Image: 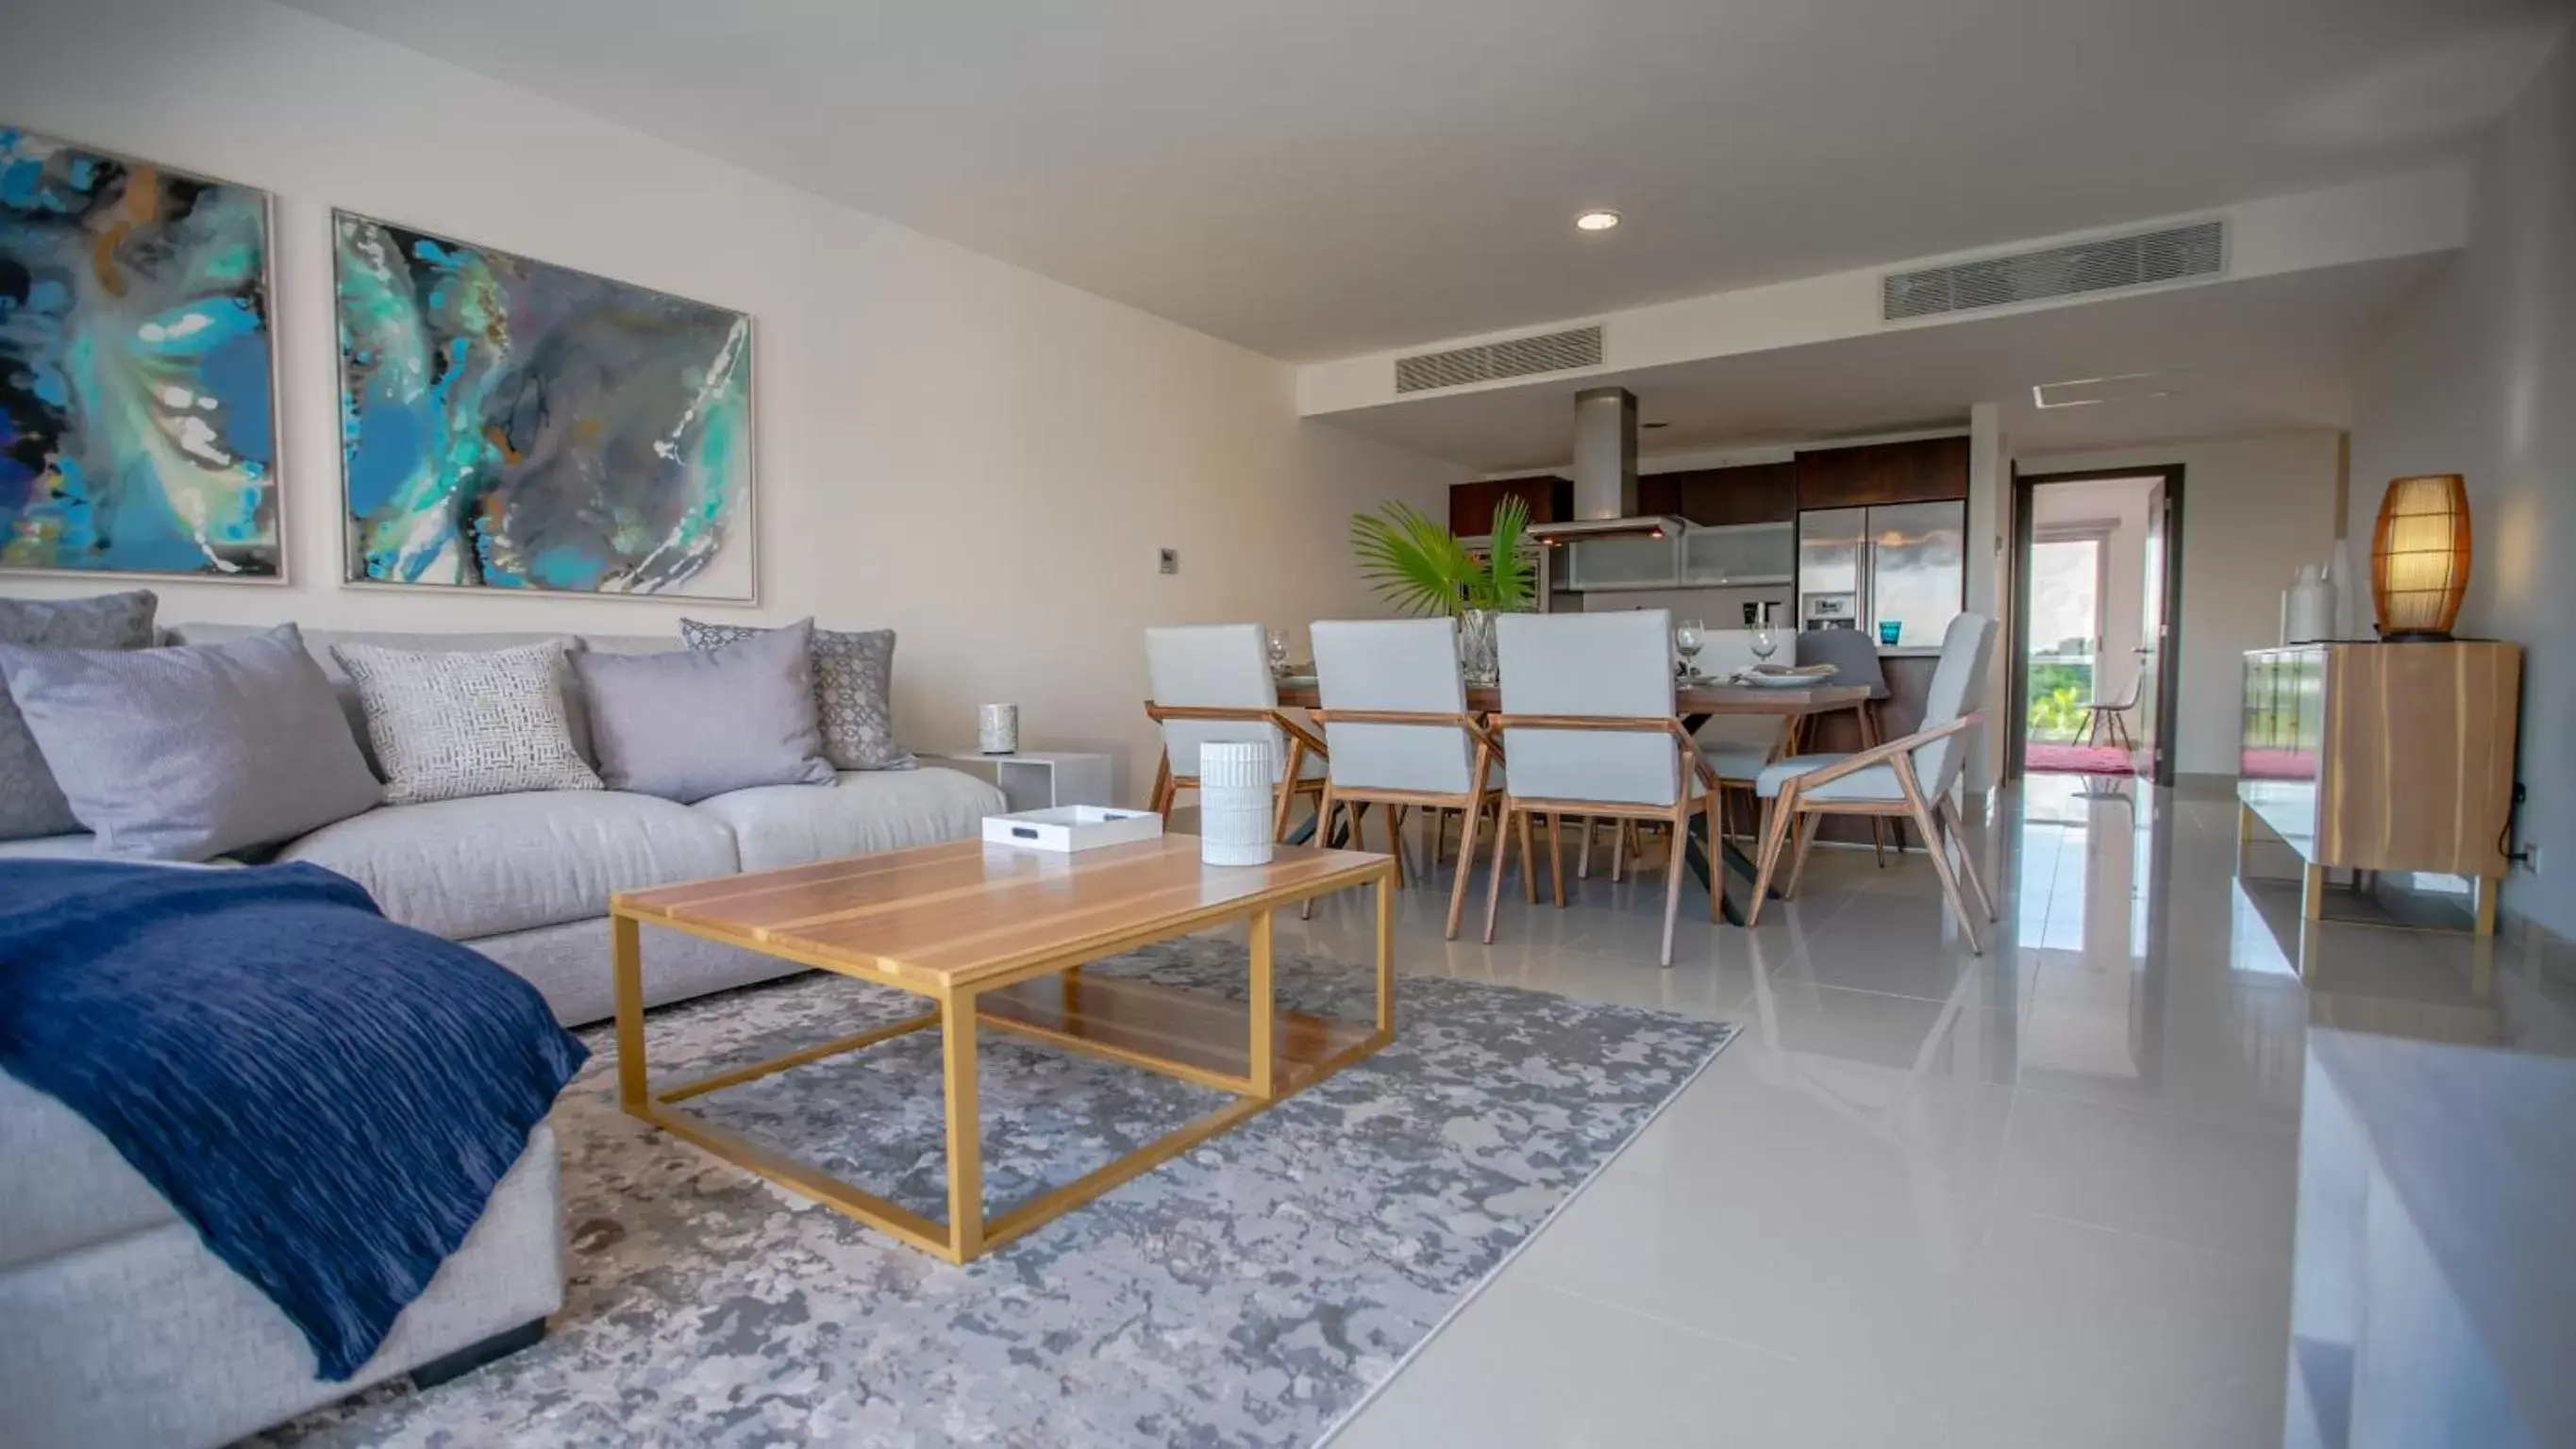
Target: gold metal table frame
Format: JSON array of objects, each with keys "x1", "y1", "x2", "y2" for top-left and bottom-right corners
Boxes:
[{"x1": 609, "y1": 838, "x2": 1397, "y2": 1264}]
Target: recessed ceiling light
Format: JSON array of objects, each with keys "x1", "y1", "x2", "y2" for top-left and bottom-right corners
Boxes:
[{"x1": 1574, "y1": 209, "x2": 1622, "y2": 232}]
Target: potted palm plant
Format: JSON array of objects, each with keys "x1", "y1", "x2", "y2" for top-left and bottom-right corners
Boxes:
[{"x1": 1349, "y1": 496, "x2": 1532, "y2": 685}]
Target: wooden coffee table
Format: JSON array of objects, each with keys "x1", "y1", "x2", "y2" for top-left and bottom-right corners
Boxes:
[{"x1": 609, "y1": 834, "x2": 1396, "y2": 1263}]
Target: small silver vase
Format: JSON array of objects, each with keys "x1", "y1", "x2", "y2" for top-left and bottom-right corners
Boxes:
[{"x1": 1457, "y1": 608, "x2": 1498, "y2": 687}]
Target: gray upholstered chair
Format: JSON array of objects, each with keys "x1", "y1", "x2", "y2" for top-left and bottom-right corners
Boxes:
[
  {"x1": 1791, "y1": 625, "x2": 1904, "y2": 860},
  {"x1": 1488, "y1": 610, "x2": 1722, "y2": 966},
  {"x1": 1309, "y1": 618, "x2": 1502, "y2": 938},
  {"x1": 1747, "y1": 613, "x2": 1999, "y2": 951},
  {"x1": 1143, "y1": 625, "x2": 1328, "y2": 839}
]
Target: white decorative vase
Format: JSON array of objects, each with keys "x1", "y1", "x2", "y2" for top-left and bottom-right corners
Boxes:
[
  {"x1": 2282, "y1": 566, "x2": 2335, "y2": 645},
  {"x1": 1196, "y1": 741, "x2": 1276, "y2": 866},
  {"x1": 977, "y1": 704, "x2": 1018, "y2": 755}
]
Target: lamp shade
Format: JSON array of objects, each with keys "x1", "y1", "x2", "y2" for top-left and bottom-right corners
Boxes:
[{"x1": 2369, "y1": 474, "x2": 2470, "y2": 640}]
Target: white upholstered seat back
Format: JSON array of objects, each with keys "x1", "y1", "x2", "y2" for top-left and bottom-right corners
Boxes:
[
  {"x1": 1912, "y1": 613, "x2": 1996, "y2": 796},
  {"x1": 1496, "y1": 611, "x2": 1682, "y2": 806},
  {"x1": 1311, "y1": 619, "x2": 1475, "y2": 795},
  {"x1": 1145, "y1": 624, "x2": 1285, "y2": 781}
]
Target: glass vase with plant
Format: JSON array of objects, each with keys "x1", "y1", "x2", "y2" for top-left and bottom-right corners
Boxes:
[{"x1": 1349, "y1": 496, "x2": 1532, "y2": 685}]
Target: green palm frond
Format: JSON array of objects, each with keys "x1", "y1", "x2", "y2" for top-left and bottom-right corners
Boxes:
[{"x1": 1349, "y1": 496, "x2": 1535, "y2": 617}]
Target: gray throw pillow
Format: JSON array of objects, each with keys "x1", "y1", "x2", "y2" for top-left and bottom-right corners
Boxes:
[
  {"x1": 331, "y1": 641, "x2": 604, "y2": 805},
  {"x1": 0, "y1": 623, "x2": 382, "y2": 860},
  {"x1": 574, "y1": 620, "x2": 833, "y2": 803},
  {"x1": 679, "y1": 618, "x2": 915, "y2": 771},
  {"x1": 0, "y1": 589, "x2": 159, "y2": 840}
]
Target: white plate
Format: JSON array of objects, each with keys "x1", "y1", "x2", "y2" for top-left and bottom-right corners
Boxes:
[{"x1": 1736, "y1": 668, "x2": 1837, "y2": 689}]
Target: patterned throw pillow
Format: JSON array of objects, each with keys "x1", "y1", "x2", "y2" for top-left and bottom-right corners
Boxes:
[
  {"x1": 0, "y1": 589, "x2": 159, "y2": 841},
  {"x1": 330, "y1": 641, "x2": 603, "y2": 806},
  {"x1": 678, "y1": 620, "x2": 915, "y2": 771}
]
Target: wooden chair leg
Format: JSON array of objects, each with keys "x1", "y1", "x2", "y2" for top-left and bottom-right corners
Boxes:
[
  {"x1": 1388, "y1": 805, "x2": 1410, "y2": 888},
  {"x1": 1870, "y1": 817, "x2": 1889, "y2": 867},
  {"x1": 1745, "y1": 789, "x2": 1797, "y2": 928},
  {"x1": 1610, "y1": 819, "x2": 1628, "y2": 883},
  {"x1": 1785, "y1": 811, "x2": 1824, "y2": 899},
  {"x1": 1940, "y1": 795, "x2": 1999, "y2": 922},
  {"x1": 1447, "y1": 794, "x2": 1487, "y2": 941},
  {"x1": 1578, "y1": 816, "x2": 1596, "y2": 879},
  {"x1": 1482, "y1": 804, "x2": 1517, "y2": 943},
  {"x1": 1659, "y1": 808, "x2": 1688, "y2": 966},
  {"x1": 1547, "y1": 813, "x2": 1567, "y2": 908},
  {"x1": 1517, "y1": 809, "x2": 1540, "y2": 905},
  {"x1": 1270, "y1": 743, "x2": 1304, "y2": 843},
  {"x1": 1149, "y1": 754, "x2": 1176, "y2": 817},
  {"x1": 1301, "y1": 783, "x2": 1337, "y2": 920},
  {"x1": 1897, "y1": 763, "x2": 1982, "y2": 954}
]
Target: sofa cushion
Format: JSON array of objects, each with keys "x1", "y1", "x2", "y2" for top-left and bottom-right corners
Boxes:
[
  {"x1": 279, "y1": 791, "x2": 738, "y2": 941},
  {"x1": 331, "y1": 641, "x2": 603, "y2": 805},
  {"x1": 0, "y1": 1070, "x2": 176, "y2": 1272},
  {"x1": 0, "y1": 624, "x2": 383, "y2": 861},
  {"x1": 692, "y1": 766, "x2": 1005, "y2": 871},
  {"x1": 167, "y1": 623, "x2": 679, "y2": 773},
  {"x1": 0, "y1": 589, "x2": 158, "y2": 841},
  {"x1": 575, "y1": 622, "x2": 833, "y2": 803}
]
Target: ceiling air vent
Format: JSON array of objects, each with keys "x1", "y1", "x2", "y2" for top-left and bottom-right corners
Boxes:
[
  {"x1": 1395, "y1": 324, "x2": 1604, "y2": 393},
  {"x1": 1882, "y1": 220, "x2": 2224, "y2": 322}
]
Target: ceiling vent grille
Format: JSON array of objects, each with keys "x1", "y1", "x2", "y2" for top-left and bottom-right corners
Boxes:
[
  {"x1": 1395, "y1": 324, "x2": 1604, "y2": 393},
  {"x1": 1882, "y1": 221, "x2": 2224, "y2": 322}
]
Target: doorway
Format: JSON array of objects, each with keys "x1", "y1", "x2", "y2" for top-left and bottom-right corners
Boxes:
[{"x1": 2009, "y1": 466, "x2": 2184, "y2": 788}]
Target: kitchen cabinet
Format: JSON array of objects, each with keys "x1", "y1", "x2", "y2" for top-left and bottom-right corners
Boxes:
[
  {"x1": 1794, "y1": 437, "x2": 1969, "y2": 509},
  {"x1": 1447, "y1": 475, "x2": 1574, "y2": 538},
  {"x1": 1637, "y1": 462, "x2": 1798, "y2": 526},
  {"x1": 1680, "y1": 521, "x2": 1795, "y2": 585}
]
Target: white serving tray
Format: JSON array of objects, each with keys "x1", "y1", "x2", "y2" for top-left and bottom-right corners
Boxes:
[{"x1": 981, "y1": 805, "x2": 1164, "y2": 853}]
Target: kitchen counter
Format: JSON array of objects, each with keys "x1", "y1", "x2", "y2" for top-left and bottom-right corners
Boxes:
[{"x1": 1874, "y1": 645, "x2": 1944, "y2": 658}]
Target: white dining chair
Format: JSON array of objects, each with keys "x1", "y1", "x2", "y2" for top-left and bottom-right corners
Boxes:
[
  {"x1": 1746, "y1": 612, "x2": 1999, "y2": 951},
  {"x1": 1487, "y1": 610, "x2": 1724, "y2": 967},
  {"x1": 1581, "y1": 627, "x2": 1783, "y2": 883},
  {"x1": 1143, "y1": 624, "x2": 1329, "y2": 838},
  {"x1": 1790, "y1": 625, "x2": 1905, "y2": 862},
  {"x1": 1309, "y1": 619, "x2": 1503, "y2": 938}
]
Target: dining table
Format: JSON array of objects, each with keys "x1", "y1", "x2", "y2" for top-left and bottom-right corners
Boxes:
[{"x1": 1270, "y1": 675, "x2": 1873, "y2": 925}]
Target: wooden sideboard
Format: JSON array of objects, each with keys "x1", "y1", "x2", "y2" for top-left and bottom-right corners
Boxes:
[{"x1": 2237, "y1": 642, "x2": 2520, "y2": 933}]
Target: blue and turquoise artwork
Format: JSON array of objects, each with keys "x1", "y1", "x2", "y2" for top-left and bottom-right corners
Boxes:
[
  {"x1": 334, "y1": 210, "x2": 754, "y2": 598},
  {"x1": 0, "y1": 128, "x2": 280, "y2": 579}
]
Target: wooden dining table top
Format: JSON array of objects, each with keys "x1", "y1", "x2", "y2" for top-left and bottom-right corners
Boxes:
[{"x1": 1271, "y1": 675, "x2": 1870, "y2": 717}]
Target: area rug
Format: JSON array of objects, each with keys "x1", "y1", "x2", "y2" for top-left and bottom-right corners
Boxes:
[
  {"x1": 259, "y1": 938, "x2": 1733, "y2": 1448},
  {"x1": 2026, "y1": 740, "x2": 2143, "y2": 775}
]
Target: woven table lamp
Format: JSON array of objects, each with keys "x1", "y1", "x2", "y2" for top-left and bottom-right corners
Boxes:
[{"x1": 2369, "y1": 474, "x2": 2471, "y2": 641}]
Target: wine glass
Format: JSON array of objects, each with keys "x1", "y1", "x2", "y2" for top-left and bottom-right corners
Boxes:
[
  {"x1": 1265, "y1": 627, "x2": 1291, "y2": 676},
  {"x1": 1750, "y1": 622, "x2": 1779, "y2": 668},
  {"x1": 1674, "y1": 618, "x2": 1704, "y2": 680}
]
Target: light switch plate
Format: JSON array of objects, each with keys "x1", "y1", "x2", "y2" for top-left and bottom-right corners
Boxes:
[{"x1": 1159, "y1": 548, "x2": 1179, "y2": 575}]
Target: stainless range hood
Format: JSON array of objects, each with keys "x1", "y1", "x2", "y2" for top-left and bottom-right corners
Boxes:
[{"x1": 1529, "y1": 386, "x2": 1689, "y2": 543}]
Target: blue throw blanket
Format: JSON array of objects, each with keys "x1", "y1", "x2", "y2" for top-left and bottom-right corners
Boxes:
[{"x1": 0, "y1": 860, "x2": 586, "y2": 1379}]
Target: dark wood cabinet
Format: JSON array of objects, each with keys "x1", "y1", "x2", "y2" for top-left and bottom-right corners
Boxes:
[
  {"x1": 1794, "y1": 436, "x2": 1970, "y2": 509},
  {"x1": 1636, "y1": 461, "x2": 1798, "y2": 526},
  {"x1": 1447, "y1": 475, "x2": 1574, "y2": 537}
]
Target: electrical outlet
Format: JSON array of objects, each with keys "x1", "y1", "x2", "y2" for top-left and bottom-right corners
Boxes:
[
  {"x1": 2521, "y1": 842, "x2": 2543, "y2": 876},
  {"x1": 1158, "y1": 548, "x2": 1179, "y2": 575}
]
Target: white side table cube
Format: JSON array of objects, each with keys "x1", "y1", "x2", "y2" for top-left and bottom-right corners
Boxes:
[{"x1": 917, "y1": 748, "x2": 1114, "y2": 813}]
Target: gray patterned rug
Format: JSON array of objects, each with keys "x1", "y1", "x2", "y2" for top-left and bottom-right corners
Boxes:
[{"x1": 261, "y1": 938, "x2": 1733, "y2": 1447}]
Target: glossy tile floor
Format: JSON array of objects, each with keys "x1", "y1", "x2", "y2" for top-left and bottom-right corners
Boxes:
[{"x1": 1245, "y1": 775, "x2": 2474, "y2": 1449}]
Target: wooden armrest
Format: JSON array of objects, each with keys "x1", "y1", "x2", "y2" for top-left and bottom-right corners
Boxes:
[
  {"x1": 1143, "y1": 701, "x2": 1330, "y2": 759},
  {"x1": 1786, "y1": 712, "x2": 1982, "y2": 791},
  {"x1": 1489, "y1": 715, "x2": 1717, "y2": 790}
]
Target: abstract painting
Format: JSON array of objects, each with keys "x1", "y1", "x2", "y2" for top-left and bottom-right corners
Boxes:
[
  {"x1": 333, "y1": 211, "x2": 753, "y2": 599},
  {"x1": 0, "y1": 128, "x2": 281, "y2": 579}
]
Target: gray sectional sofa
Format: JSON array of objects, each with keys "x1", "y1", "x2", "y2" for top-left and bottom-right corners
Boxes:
[
  {"x1": 1, "y1": 623, "x2": 1007, "y2": 1025},
  {"x1": 0, "y1": 621, "x2": 1002, "y2": 1449}
]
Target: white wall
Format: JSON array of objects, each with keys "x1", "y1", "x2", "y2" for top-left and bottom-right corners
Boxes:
[
  {"x1": 0, "y1": 0, "x2": 1460, "y2": 803},
  {"x1": 2017, "y1": 433, "x2": 2343, "y2": 778},
  {"x1": 2030, "y1": 477, "x2": 2153, "y2": 705},
  {"x1": 2348, "y1": 33, "x2": 2575, "y2": 939}
]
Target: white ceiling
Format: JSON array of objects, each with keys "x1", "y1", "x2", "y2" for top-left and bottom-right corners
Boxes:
[
  {"x1": 1312, "y1": 255, "x2": 2446, "y2": 469},
  {"x1": 283, "y1": 0, "x2": 2567, "y2": 361}
]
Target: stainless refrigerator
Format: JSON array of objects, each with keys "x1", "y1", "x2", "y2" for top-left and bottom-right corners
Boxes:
[{"x1": 1796, "y1": 501, "x2": 1965, "y2": 650}]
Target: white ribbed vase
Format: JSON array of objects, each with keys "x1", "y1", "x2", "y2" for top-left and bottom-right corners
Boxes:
[{"x1": 1196, "y1": 741, "x2": 1276, "y2": 867}]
